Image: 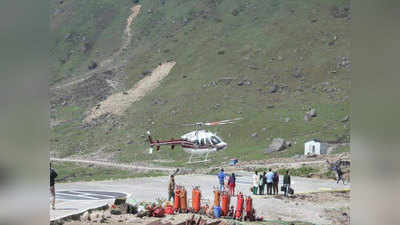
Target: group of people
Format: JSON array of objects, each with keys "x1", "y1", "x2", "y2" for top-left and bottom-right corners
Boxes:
[
  {"x1": 253, "y1": 169, "x2": 291, "y2": 197},
  {"x1": 216, "y1": 168, "x2": 291, "y2": 197},
  {"x1": 218, "y1": 169, "x2": 236, "y2": 196}
]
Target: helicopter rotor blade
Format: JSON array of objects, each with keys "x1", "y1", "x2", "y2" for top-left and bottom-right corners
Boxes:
[
  {"x1": 182, "y1": 118, "x2": 242, "y2": 127},
  {"x1": 204, "y1": 117, "x2": 243, "y2": 126}
]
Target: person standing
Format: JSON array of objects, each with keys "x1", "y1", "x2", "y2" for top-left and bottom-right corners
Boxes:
[
  {"x1": 168, "y1": 175, "x2": 175, "y2": 201},
  {"x1": 266, "y1": 169, "x2": 274, "y2": 195},
  {"x1": 336, "y1": 165, "x2": 345, "y2": 184},
  {"x1": 218, "y1": 168, "x2": 226, "y2": 192},
  {"x1": 263, "y1": 171, "x2": 267, "y2": 194},
  {"x1": 228, "y1": 173, "x2": 236, "y2": 196},
  {"x1": 273, "y1": 170, "x2": 279, "y2": 195},
  {"x1": 252, "y1": 171, "x2": 259, "y2": 195},
  {"x1": 258, "y1": 173, "x2": 264, "y2": 195},
  {"x1": 50, "y1": 163, "x2": 58, "y2": 210},
  {"x1": 283, "y1": 170, "x2": 291, "y2": 197}
]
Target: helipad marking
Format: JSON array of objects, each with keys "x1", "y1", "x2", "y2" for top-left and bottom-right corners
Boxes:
[{"x1": 56, "y1": 190, "x2": 127, "y2": 201}]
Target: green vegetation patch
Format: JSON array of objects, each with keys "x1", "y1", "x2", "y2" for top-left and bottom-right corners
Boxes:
[
  {"x1": 277, "y1": 166, "x2": 320, "y2": 177},
  {"x1": 53, "y1": 161, "x2": 167, "y2": 183}
]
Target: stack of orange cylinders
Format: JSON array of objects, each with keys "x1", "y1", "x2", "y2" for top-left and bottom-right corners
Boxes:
[
  {"x1": 180, "y1": 188, "x2": 187, "y2": 212},
  {"x1": 213, "y1": 190, "x2": 220, "y2": 207},
  {"x1": 221, "y1": 191, "x2": 230, "y2": 216},
  {"x1": 235, "y1": 192, "x2": 244, "y2": 220},
  {"x1": 192, "y1": 188, "x2": 201, "y2": 213},
  {"x1": 174, "y1": 189, "x2": 181, "y2": 212}
]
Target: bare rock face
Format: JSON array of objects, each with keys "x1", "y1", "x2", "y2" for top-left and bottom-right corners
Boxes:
[
  {"x1": 265, "y1": 138, "x2": 291, "y2": 153},
  {"x1": 305, "y1": 108, "x2": 317, "y2": 121}
]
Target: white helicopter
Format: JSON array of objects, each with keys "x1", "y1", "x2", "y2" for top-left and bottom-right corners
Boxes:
[{"x1": 147, "y1": 118, "x2": 242, "y2": 163}]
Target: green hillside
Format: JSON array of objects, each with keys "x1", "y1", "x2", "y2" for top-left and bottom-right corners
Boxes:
[{"x1": 50, "y1": 0, "x2": 350, "y2": 167}]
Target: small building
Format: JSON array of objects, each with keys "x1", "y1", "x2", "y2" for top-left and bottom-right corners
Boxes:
[{"x1": 304, "y1": 139, "x2": 328, "y2": 155}]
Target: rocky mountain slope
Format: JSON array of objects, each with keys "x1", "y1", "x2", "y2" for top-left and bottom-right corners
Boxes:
[{"x1": 50, "y1": 0, "x2": 350, "y2": 166}]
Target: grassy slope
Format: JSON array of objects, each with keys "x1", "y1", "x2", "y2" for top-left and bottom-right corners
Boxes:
[
  {"x1": 50, "y1": 0, "x2": 350, "y2": 167},
  {"x1": 50, "y1": 0, "x2": 131, "y2": 84},
  {"x1": 53, "y1": 162, "x2": 166, "y2": 183}
]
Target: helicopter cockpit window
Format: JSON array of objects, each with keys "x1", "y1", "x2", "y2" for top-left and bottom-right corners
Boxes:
[
  {"x1": 200, "y1": 138, "x2": 205, "y2": 146},
  {"x1": 193, "y1": 140, "x2": 199, "y2": 146},
  {"x1": 211, "y1": 136, "x2": 221, "y2": 145},
  {"x1": 205, "y1": 138, "x2": 211, "y2": 145}
]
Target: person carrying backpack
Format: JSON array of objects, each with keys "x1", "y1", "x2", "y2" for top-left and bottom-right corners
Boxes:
[
  {"x1": 283, "y1": 170, "x2": 291, "y2": 197},
  {"x1": 273, "y1": 170, "x2": 279, "y2": 195},
  {"x1": 336, "y1": 166, "x2": 345, "y2": 184}
]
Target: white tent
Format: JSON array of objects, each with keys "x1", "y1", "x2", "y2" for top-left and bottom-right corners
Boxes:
[{"x1": 304, "y1": 140, "x2": 328, "y2": 155}]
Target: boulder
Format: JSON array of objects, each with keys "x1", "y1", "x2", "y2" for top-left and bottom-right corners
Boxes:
[
  {"x1": 88, "y1": 60, "x2": 97, "y2": 70},
  {"x1": 270, "y1": 138, "x2": 286, "y2": 151},
  {"x1": 309, "y1": 108, "x2": 317, "y2": 117},
  {"x1": 268, "y1": 84, "x2": 278, "y2": 93},
  {"x1": 265, "y1": 138, "x2": 291, "y2": 153}
]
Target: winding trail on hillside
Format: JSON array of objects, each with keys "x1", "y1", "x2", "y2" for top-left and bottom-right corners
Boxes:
[
  {"x1": 51, "y1": 4, "x2": 142, "y2": 90},
  {"x1": 84, "y1": 61, "x2": 176, "y2": 122},
  {"x1": 50, "y1": 157, "x2": 175, "y2": 172}
]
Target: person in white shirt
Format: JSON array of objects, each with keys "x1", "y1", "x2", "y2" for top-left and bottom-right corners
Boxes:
[
  {"x1": 252, "y1": 171, "x2": 259, "y2": 195},
  {"x1": 266, "y1": 169, "x2": 274, "y2": 195}
]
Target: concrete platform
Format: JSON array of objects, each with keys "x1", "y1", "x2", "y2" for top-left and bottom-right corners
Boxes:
[{"x1": 50, "y1": 173, "x2": 350, "y2": 223}]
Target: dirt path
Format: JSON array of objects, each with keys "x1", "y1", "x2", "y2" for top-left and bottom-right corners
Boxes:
[
  {"x1": 52, "y1": 4, "x2": 142, "y2": 90},
  {"x1": 84, "y1": 61, "x2": 176, "y2": 122},
  {"x1": 50, "y1": 158, "x2": 175, "y2": 172}
]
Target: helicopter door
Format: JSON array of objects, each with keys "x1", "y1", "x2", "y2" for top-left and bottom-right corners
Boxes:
[
  {"x1": 205, "y1": 138, "x2": 211, "y2": 146},
  {"x1": 200, "y1": 138, "x2": 205, "y2": 146}
]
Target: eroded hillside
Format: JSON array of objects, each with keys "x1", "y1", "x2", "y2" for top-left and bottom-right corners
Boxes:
[{"x1": 50, "y1": 0, "x2": 350, "y2": 166}]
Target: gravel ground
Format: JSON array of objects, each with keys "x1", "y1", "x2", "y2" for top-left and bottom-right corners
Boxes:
[{"x1": 62, "y1": 191, "x2": 349, "y2": 225}]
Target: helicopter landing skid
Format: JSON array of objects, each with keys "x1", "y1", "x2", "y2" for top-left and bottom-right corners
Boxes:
[{"x1": 187, "y1": 152, "x2": 210, "y2": 164}]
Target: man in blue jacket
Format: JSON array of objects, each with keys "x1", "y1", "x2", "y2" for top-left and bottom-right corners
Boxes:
[{"x1": 218, "y1": 168, "x2": 226, "y2": 192}]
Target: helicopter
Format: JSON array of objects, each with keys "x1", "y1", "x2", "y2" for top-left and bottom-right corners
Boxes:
[{"x1": 146, "y1": 118, "x2": 242, "y2": 163}]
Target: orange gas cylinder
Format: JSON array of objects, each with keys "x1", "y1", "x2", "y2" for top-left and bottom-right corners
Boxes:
[
  {"x1": 245, "y1": 196, "x2": 253, "y2": 214},
  {"x1": 221, "y1": 192, "x2": 230, "y2": 216},
  {"x1": 245, "y1": 196, "x2": 254, "y2": 219},
  {"x1": 174, "y1": 189, "x2": 181, "y2": 212},
  {"x1": 180, "y1": 188, "x2": 187, "y2": 212},
  {"x1": 213, "y1": 190, "x2": 220, "y2": 207},
  {"x1": 192, "y1": 188, "x2": 201, "y2": 213},
  {"x1": 235, "y1": 192, "x2": 244, "y2": 220}
]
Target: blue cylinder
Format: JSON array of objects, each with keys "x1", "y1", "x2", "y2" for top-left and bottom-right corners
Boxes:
[{"x1": 213, "y1": 206, "x2": 221, "y2": 218}]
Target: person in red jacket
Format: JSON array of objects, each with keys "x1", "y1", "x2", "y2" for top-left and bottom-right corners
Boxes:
[{"x1": 228, "y1": 173, "x2": 236, "y2": 196}]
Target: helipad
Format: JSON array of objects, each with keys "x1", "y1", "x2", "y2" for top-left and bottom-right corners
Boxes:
[{"x1": 50, "y1": 174, "x2": 350, "y2": 223}]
